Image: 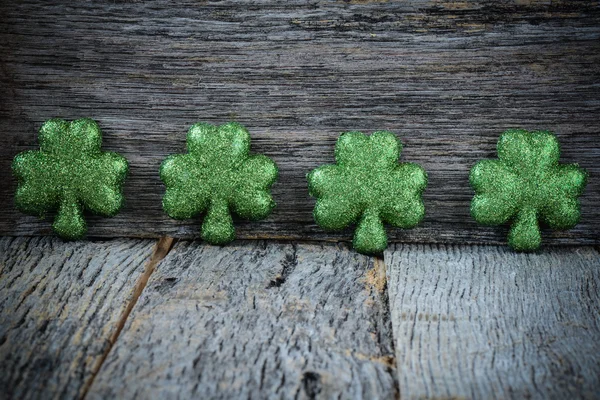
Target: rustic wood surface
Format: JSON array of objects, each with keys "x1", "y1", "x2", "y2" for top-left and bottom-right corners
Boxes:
[
  {"x1": 0, "y1": 236, "x2": 157, "y2": 400},
  {"x1": 87, "y1": 241, "x2": 398, "y2": 400},
  {"x1": 1, "y1": 0, "x2": 599, "y2": 244},
  {"x1": 1, "y1": 237, "x2": 599, "y2": 399},
  {"x1": 385, "y1": 243, "x2": 600, "y2": 400}
]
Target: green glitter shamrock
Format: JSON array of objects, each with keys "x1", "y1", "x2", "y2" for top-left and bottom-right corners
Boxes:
[
  {"x1": 12, "y1": 118, "x2": 128, "y2": 240},
  {"x1": 160, "y1": 122, "x2": 278, "y2": 245},
  {"x1": 307, "y1": 131, "x2": 427, "y2": 254},
  {"x1": 470, "y1": 129, "x2": 588, "y2": 251}
]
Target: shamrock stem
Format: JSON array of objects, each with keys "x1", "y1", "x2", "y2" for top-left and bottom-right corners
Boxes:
[
  {"x1": 353, "y1": 208, "x2": 387, "y2": 254},
  {"x1": 201, "y1": 198, "x2": 235, "y2": 245},
  {"x1": 53, "y1": 194, "x2": 86, "y2": 240},
  {"x1": 508, "y1": 206, "x2": 541, "y2": 251}
]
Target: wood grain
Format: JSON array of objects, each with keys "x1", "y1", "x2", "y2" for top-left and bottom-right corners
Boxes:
[
  {"x1": 86, "y1": 241, "x2": 397, "y2": 399},
  {"x1": 0, "y1": 237, "x2": 156, "y2": 400},
  {"x1": 385, "y1": 243, "x2": 600, "y2": 399},
  {"x1": 1, "y1": 0, "x2": 599, "y2": 245}
]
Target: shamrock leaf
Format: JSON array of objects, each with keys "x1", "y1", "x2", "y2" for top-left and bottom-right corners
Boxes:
[
  {"x1": 307, "y1": 131, "x2": 427, "y2": 254},
  {"x1": 470, "y1": 129, "x2": 587, "y2": 251},
  {"x1": 160, "y1": 122, "x2": 278, "y2": 245},
  {"x1": 12, "y1": 118, "x2": 128, "y2": 240}
]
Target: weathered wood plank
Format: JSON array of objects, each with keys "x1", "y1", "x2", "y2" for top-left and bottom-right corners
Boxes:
[
  {"x1": 87, "y1": 241, "x2": 397, "y2": 399},
  {"x1": 385, "y1": 244, "x2": 600, "y2": 399},
  {"x1": 0, "y1": 237, "x2": 156, "y2": 400},
  {"x1": 0, "y1": 0, "x2": 599, "y2": 244}
]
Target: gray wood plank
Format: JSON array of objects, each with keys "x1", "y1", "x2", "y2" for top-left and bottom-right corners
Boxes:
[
  {"x1": 1, "y1": 0, "x2": 599, "y2": 244},
  {"x1": 0, "y1": 237, "x2": 156, "y2": 400},
  {"x1": 385, "y1": 244, "x2": 600, "y2": 400},
  {"x1": 87, "y1": 241, "x2": 397, "y2": 399}
]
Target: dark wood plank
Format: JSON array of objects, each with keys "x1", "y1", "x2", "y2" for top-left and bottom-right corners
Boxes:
[
  {"x1": 1, "y1": 1, "x2": 599, "y2": 244},
  {"x1": 86, "y1": 241, "x2": 397, "y2": 399},
  {"x1": 0, "y1": 237, "x2": 157, "y2": 400},
  {"x1": 385, "y1": 244, "x2": 600, "y2": 399}
]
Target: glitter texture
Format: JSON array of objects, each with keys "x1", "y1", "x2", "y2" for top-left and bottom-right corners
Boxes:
[
  {"x1": 307, "y1": 131, "x2": 427, "y2": 254},
  {"x1": 160, "y1": 122, "x2": 278, "y2": 245},
  {"x1": 12, "y1": 118, "x2": 128, "y2": 240},
  {"x1": 470, "y1": 129, "x2": 588, "y2": 251}
]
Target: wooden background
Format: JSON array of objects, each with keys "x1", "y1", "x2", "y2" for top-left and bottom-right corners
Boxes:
[
  {"x1": 1, "y1": 3, "x2": 599, "y2": 398},
  {"x1": 1, "y1": 0, "x2": 599, "y2": 245}
]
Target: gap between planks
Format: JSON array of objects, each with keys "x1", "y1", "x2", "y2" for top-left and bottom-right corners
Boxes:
[
  {"x1": 372, "y1": 253, "x2": 400, "y2": 400},
  {"x1": 79, "y1": 236, "x2": 175, "y2": 400}
]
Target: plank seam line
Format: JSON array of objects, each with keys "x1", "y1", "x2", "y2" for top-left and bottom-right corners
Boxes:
[
  {"x1": 79, "y1": 236, "x2": 175, "y2": 400},
  {"x1": 377, "y1": 253, "x2": 401, "y2": 400}
]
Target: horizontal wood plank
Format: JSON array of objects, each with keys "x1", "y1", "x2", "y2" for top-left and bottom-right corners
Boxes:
[
  {"x1": 87, "y1": 241, "x2": 397, "y2": 399},
  {"x1": 0, "y1": 237, "x2": 156, "y2": 400},
  {"x1": 385, "y1": 243, "x2": 600, "y2": 399},
  {"x1": 0, "y1": 1, "x2": 599, "y2": 244}
]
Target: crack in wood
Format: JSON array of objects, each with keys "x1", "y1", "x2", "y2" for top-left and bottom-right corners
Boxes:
[
  {"x1": 379, "y1": 254, "x2": 401, "y2": 400},
  {"x1": 266, "y1": 243, "x2": 298, "y2": 288}
]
